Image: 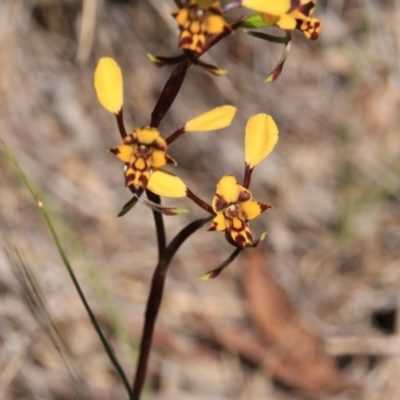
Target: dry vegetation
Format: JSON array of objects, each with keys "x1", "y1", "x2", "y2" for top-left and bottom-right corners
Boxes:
[{"x1": 1, "y1": 0, "x2": 400, "y2": 399}]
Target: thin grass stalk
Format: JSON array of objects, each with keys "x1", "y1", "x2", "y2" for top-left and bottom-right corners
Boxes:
[{"x1": 0, "y1": 138, "x2": 137, "y2": 400}]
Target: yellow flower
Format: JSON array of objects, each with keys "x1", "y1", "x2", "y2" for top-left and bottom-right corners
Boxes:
[
  {"x1": 109, "y1": 126, "x2": 176, "y2": 189},
  {"x1": 208, "y1": 175, "x2": 270, "y2": 248},
  {"x1": 241, "y1": 0, "x2": 321, "y2": 39},
  {"x1": 173, "y1": 0, "x2": 229, "y2": 54}
]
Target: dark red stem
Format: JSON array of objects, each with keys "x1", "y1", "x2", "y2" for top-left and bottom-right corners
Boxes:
[
  {"x1": 115, "y1": 109, "x2": 128, "y2": 139},
  {"x1": 150, "y1": 62, "x2": 189, "y2": 128},
  {"x1": 186, "y1": 188, "x2": 214, "y2": 214},
  {"x1": 146, "y1": 190, "x2": 166, "y2": 261},
  {"x1": 242, "y1": 163, "x2": 253, "y2": 189},
  {"x1": 166, "y1": 127, "x2": 185, "y2": 145},
  {"x1": 132, "y1": 217, "x2": 212, "y2": 396}
]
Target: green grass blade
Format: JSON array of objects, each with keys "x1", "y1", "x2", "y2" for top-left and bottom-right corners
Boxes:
[{"x1": 0, "y1": 137, "x2": 137, "y2": 400}]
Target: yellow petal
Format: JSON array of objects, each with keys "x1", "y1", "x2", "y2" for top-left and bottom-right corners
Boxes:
[
  {"x1": 240, "y1": 201, "x2": 268, "y2": 220},
  {"x1": 227, "y1": 217, "x2": 253, "y2": 248},
  {"x1": 295, "y1": 16, "x2": 321, "y2": 40},
  {"x1": 108, "y1": 145, "x2": 133, "y2": 163},
  {"x1": 94, "y1": 57, "x2": 123, "y2": 114},
  {"x1": 245, "y1": 113, "x2": 278, "y2": 168},
  {"x1": 205, "y1": 15, "x2": 226, "y2": 34},
  {"x1": 147, "y1": 170, "x2": 187, "y2": 198},
  {"x1": 135, "y1": 127, "x2": 165, "y2": 147},
  {"x1": 151, "y1": 150, "x2": 168, "y2": 168},
  {"x1": 241, "y1": 0, "x2": 291, "y2": 15},
  {"x1": 133, "y1": 157, "x2": 147, "y2": 171},
  {"x1": 184, "y1": 105, "x2": 237, "y2": 132},
  {"x1": 209, "y1": 213, "x2": 226, "y2": 231},
  {"x1": 275, "y1": 14, "x2": 297, "y2": 30},
  {"x1": 173, "y1": 8, "x2": 189, "y2": 26},
  {"x1": 214, "y1": 175, "x2": 240, "y2": 205}
]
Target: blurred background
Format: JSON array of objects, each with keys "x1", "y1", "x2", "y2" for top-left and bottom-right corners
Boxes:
[{"x1": 1, "y1": 0, "x2": 400, "y2": 398}]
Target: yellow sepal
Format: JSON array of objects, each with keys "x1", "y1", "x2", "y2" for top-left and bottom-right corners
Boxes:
[
  {"x1": 245, "y1": 113, "x2": 278, "y2": 168},
  {"x1": 210, "y1": 213, "x2": 227, "y2": 231},
  {"x1": 147, "y1": 170, "x2": 187, "y2": 198},
  {"x1": 184, "y1": 105, "x2": 237, "y2": 132},
  {"x1": 206, "y1": 15, "x2": 226, "y2": 34},
  {"x1": 215, "y1": 175, "x2": 240, "y2": 204},
  {"x1": 275, "y1": 14, "x2": 297, "y2": 30},
  {"x1": 240, "y1": 200, "x2": 264, "y2": 220},
  {"x1": 109, "y1": 145, "x2": 133, "y2": 163},
  {"x1": 241, "y1": 0, "x2": 291, "y2": 15},
  {"x1": 94, "y1": 57, "x2": 123, "y2": 114}
]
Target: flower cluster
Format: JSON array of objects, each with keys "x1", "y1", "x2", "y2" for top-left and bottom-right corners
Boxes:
[
  {"x1": 89, "y1": 3, "x2": 324, "y2": 398},
  {"x1": 149, "y1": 0, "x2": 321, "y2": 77},
  {"x1": 94, "y1": 1, "x2": 322, "y2": 276},
  {"x1": 241, "y1": 0, "x2": 321, "y2": 39},
  {"x1": 94, "y1": 57, "x2": 278, "y2": 252},
  {"x1": 94, "y1": 58, "x2": 237, "y2": 196}
]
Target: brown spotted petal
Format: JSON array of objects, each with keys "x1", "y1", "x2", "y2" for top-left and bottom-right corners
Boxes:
[
  {"x1": 290, "y1": 1, "x2": 321, "y2": 40},
  {"x1": 212, "y1": 175, "x2": 241, "y2": 213},
  {"x1": 208, "y1": 213, "x2": 226, "y2": 232},
  {"x1": 295, "y1": 1, "x2": 315, "y2": 17},
  {"x1": 240, "y1": 200, "x2": 271, "y2": 221},
  {"x1": 212, "y1": 193, "x2": 229, "y2": 213},
  {"x1": 226, "y1": 216, "x2": 253, "y2": 249},
  {"x1": 173, "y1": 0, "x2": 226, "y2": 54},
  {"x1": 238, "y1": 186, "x2": 252, "y2": 202},
  {"x1": 108, "y1": 145, "x2": 133, "y2": 163},
  {"x1": 151, "y1": 150, "x2": 176, "y2": 168},
  {"x1": 135, "y1": 127, "x2": 166, "y2": 150},
  {"x1": 295, "y1": 16, "x2": 321, "y2": 40},
  {"x1": 125, "y1": 157, "x2": 151, "y2": 189},
  {"x1": 123, "y1": 133, "x2": 138, "y2": 146}
]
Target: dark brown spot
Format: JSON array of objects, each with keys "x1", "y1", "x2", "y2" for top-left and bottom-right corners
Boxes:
[
  {"x1": 259, "y1": 202, "x2": 272, "y2": 213},
  {"x1": 245, "y1": 230, "x2": 252, "y2": 242},
  {"x1": 290, "y1": 0, "x2": 301, "y2": 10},
  {"x1": 180, "y1": 35, "x2": 194, "y2": 48},
  {"x1": 150, "y1": 140, "x2": 166, "y2": 151},
  {"x1": 214, "y1": 195, "x2": 228, "y2": 212},
  {"x1": 124, "y1": 134, "x2": 137, "y2": 145},
  {"x1": 238, "y1": 190, "x2": 251, "y2": 202},
  {"x1": 234, "y1": 234, "x2": 246, "y2": 249},
  {"x1": 125, "y1": 171, "x2": 136, "y2": 187},
  {"x1": 207, "y1": 221, "x2": 218, "y2": 231},
  {"x1": 138, "y1": 173, "x2": 148, "y2": 188}
]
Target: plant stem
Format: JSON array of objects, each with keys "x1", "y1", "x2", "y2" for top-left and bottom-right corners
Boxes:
[
  {"x1": 116, "y1": 109, "x2": 128, "y2": 139},
  {"x1": 186, "y1": 188, "x2": 214, "y2": 214},
  {"x1": 132, "y1": 216, "x2": 212, "y2": 397},
  {"x1": 146, "y1": 190, "x2": 167, "y2": 260},
  {"x1": 242, "y1": 164, "x2": 253, "y2": 189},
  {"x1": 131, "y1": 15, "x2": 246, "y2": 398},
  {"x1": 150, "y1": 61, "x2": 189, "y2": 128}
]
